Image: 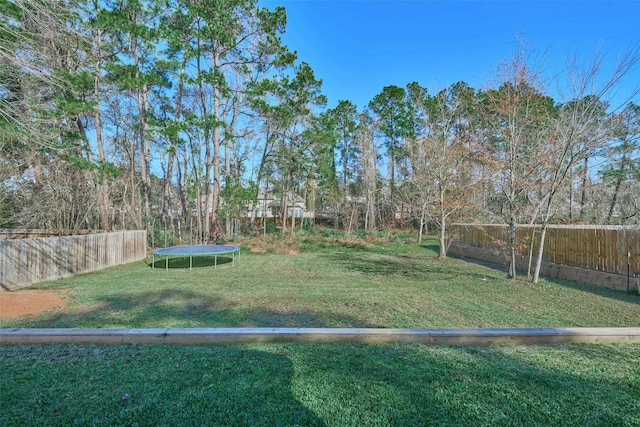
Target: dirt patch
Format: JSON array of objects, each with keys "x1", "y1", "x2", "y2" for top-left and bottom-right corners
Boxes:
[
  {"x1": 0, "y1": 289, "x2": 68, "y2": 320},
  {"x1": 241, "y1": 237, "x2": 300, "y2": 255},
  {"x1": 247, "y1": 240, "x2": 268, "y2": 253}
]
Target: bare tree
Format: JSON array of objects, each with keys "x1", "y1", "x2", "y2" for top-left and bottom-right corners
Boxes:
[
  {"x1": 531, "y1": 48, "x2": 640, "y2": 283},
  {"x1": 358, "y1": 113, "x2": 378, "y2": 232},
  {"x1": 479, "y1": 48, "x2": 554, "y2": 279},
  {"x1": 600, "y1": 102, "x2": 640, "y2": 224},
  {"x1": 407, "y1": 81, "x2": 479, "y2": 256}
]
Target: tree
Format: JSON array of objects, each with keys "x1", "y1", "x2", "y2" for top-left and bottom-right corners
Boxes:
[
  {"x1": 357, "y1": 112, "x2": 378, "y2": 232},
  {"x1": 308, "y1": 100, "x2": 359, "y2": 230},
  {"x1": 151, "y1": 0, "x2": 296, "y2": 241},
  {"x1": 0, "y1": 0, "x2": 112, "y2": 231},
  {"x1": 478, "y1": 48, "x2": 555, "y2": 279},
  {"x1": 530, "y1": 50, "x2": 640, "y2": 283},
  {"x1": 407, "y1": 81, "x2": 479, "y2": 255},
  {"x1": 274, "y1": 63, "x2": 325, "y2": 234},
  {"x1": 248, "y1": 61, "x2": 325, "y2": 234},
  {"x1": 1, "y1": 0, "x2": 312, "y2": 238},
  {"x1": 104, "y1": 0, "x2": 169, "y2": 225},
  {"x1": 600, "y1": 102, "x2": 640, "y2": 224},
  {"x1": 303, "y1": 110, "x2": 339, "y2": 226},
  {"x1": 369, "y1": 85, "x2": 412, "y2": 216},
  {"x1": 331, "y1": 100, "x2": 360, "y2": 199}
]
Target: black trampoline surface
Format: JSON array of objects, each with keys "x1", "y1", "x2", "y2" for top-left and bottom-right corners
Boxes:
[{"x1": 153, "y1": 245, "x2": 240, "y2": 256}]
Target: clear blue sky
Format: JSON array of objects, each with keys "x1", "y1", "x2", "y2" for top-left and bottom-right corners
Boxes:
[{"x1": 260, "y1": 0, "x2": 640, "y2": 110}]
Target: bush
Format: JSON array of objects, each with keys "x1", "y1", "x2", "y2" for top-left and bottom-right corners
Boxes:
[
  {"x1": 302, "y1": 218, "x2": 315, "y2": 231},
  {"x1": 150, "y1": 221, "x2": 175, "y2": 248},
  {"x1": 265, "y1": 220, "x2": 279, "y2": 234}
]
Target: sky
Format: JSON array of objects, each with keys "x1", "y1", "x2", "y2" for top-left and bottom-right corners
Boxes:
[{"x1": 259, "y1": 0, "x2": 640, "y2": 111}]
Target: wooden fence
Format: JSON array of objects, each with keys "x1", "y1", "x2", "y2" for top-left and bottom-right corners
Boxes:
[
  {"x1": 0, "y1": 229, "x2": 96, "y2": 240},
  {"x1": 450, "y1": 224, "x2": 640, "y2": 277},
  {"x1": 0, "y1": 231, "x2": 147, "y2": 291}
]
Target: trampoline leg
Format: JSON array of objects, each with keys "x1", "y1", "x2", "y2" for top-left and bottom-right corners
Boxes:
[
  {"x1": 215, "y1": 254, "x2": 217, "y2": 269},
  {"x1": 166, "y1": 256, "x2": 168, "y2": 272},
  {"x1": 190, "y1": 255, "x2": 192, "y2": 271}
]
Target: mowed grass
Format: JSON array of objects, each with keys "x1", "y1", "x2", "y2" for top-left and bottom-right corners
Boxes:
[
  {"x1": 2, "y1": 236, "x2": 640, "y2": 425},
  {"x1": 3, "y1": 238, "x2": 639, "y2": 329},
  {"x1": 2, "y1": 343, "x2": 640, "y2": 426}
]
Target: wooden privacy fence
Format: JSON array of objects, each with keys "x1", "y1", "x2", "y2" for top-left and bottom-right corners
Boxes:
[
  {"x1": 0, "y1": 231, "x2": 147, "y2": 291},
  {"x1": 450, "y1": 224, "x2": 640, "y2": 278},
  {"x1": 0, "y1": 229, "x2": 96, "y2": 240}
]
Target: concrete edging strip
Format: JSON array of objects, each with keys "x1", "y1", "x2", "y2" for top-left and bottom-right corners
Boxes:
[{"x1": 2, "y1": 327, "x2": 640, "y2": 346}]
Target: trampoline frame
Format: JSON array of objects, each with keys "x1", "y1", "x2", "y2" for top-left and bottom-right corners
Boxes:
[{"x1": 152, "y1": 244, "x2": 241, "y2": 271}]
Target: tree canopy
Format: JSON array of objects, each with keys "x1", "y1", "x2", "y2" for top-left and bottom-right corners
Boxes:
[{"x1": 1, "y1": 0, "x2": 639, "y2": 278}]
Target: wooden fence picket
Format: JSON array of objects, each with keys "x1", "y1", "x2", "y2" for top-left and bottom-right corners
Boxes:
[
  {"x1": 0, "y1": 231, "x2": 147, "y2": 291},
  {"x1": 450, "y1": 224, "x2": 640, "y2": 278}
]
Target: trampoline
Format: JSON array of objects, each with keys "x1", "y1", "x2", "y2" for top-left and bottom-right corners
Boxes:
[{"x1": 152, "y1": 244, "x2": 240, "y2": 271}]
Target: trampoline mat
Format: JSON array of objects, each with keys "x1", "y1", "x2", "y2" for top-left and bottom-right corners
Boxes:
[{"x1": 153, "y1": 245, "x2": 240, "y2": 256}]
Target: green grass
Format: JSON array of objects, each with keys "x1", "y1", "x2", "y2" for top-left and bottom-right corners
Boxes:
[
  {"x1": 2, "y1": 236, "x2": 640, "y2": 425},
  {"x1": 2, "y1": 343, "x2": 640, "y2": 426},
  {"x1": 3, "y1": 238, "x2": 639, "y2": 329}
]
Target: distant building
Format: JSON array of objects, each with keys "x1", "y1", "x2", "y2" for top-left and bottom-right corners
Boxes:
[
  {"x1": 189, "y1": 190, "x2": 314, "y2": 220},
  {"x1": 248, "y1": 191, "x2": 313, "y2": 219}
]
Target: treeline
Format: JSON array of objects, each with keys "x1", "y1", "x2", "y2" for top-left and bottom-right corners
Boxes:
[{"x1": 1, "y1": 1, "x2": 640, "y2": 274}]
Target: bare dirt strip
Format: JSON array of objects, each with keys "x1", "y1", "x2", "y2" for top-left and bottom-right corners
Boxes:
[{"x1": 0, "y1": 290, "x2": 67, "y2": 320}]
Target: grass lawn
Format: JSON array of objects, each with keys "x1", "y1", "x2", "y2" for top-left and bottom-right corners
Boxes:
[
  {"x1": 2, "y1": 235, "x2": 640, "y2": 425},
  {"x1": 2, "y1": 343, "x2": 640, "y2": 426},
  {"x1": 3, "y1": 237, "x2": 639, "y2": 329}
]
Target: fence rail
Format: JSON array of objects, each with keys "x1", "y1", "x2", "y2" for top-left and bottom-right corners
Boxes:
[
  {"x1": 0, "y1": 229, "x2": 97, "y2": 240},
  {"x1": 0, "y1": 231, "x2": 147, "y2": 291},
  {"x1": 450, "y1": 224, "x2": 640, "y2": 277}
]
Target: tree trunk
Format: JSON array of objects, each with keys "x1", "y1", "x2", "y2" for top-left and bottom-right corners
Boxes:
[
  {"x1": 263, "y1": 183, "x2": 268, "y2": 236},
  {"x1": 93, "y1": 28, "x2": 110, "y2": 231},
  {"x1": 607, "y1": 178, "x2": 623, "y2": 224},
  {"x1": 133, "y1": 34, "x2": 151, "y2": 221},
  {"x1": 508, "y1": 222, "x2": 517, "y2": 279},
  {"x1": 389, "y1": 136, "x2": 395, "y2": 204},
  {"x1": 176, "y1": 150, "x2": 189, "y2": 219},
  {"x1": 72, "y1": 116, "x2": 97, "y2": 230},
  {"x1": 606, "y1": 156, "x2": 626, "y2": 224},
  {"x1": 263, "y1": 182, "x2": 268, "y2": 236},
  {"x1": 210, "y1": 49, "x2": 223, "y2": 242},
  {"x1": 361, "y1": 119, "x2": 377, "y2": 233},
  {"x1": 162, "y1": 59, "x2": 186, "y2": 227},
  {"x1": 212, "y1": 96, "x2": 221, "y2": 242},
  {"x1": 527, "y1": 226, "x2": 536, "y2": 278},
  {"x1": 281, "y1": 193, "x2": 288, "y2": 235},
  {"x1": 439, "y1": 207, "x2": 446, "y2": 259},
  {"x1": 417, "y1": 202, "x2": 426, "y2": 244},
  {"x1": 225, "y1": 125, "x2": 232, "y2": 235},
  {"x1": 580, "y1": 157, "x2": 589, "y2": 220},
  {"x1": 290, "y1": 196, "x2": 295, "y2": 235},
  {"x1": 568, "y1": 169, "x2": 574, "y2": 221},
  {"x1": 162, "y1": 150, "x2": 176, "y2": 226},
  {"x1": 532, "y1": 224, "x2": 547, "y2": 284}
]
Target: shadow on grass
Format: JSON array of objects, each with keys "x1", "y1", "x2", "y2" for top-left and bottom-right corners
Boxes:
[
  {"x1": 280, "y1": 343, "x2": 640, "y2": 425},
  {"x1": 449, "y1": 251, "x2": 640, "y2": 306},
  {"x1": 0, "y1": 345, "x2": 326, "y2": 426},
  {"x1": 3, "y1": 343, "x2": 636, "y2": 425},
  {"x1": 148, "y1": 256, "x2": 234, "y2": 269},
  {"x1": 544, "y1": 276, "x2": 640, "y2": 306},
  {"x1": 11, "y1": 287, "x2": 376, "y2": 329},
  {"x1": 321, "y1": 251, "x2": 500, "y2": 282},
  {"x1": 420, "y1": 242, "x2": 440, "y2": 254},
  {"x1": 447, "y1": 250, "x2": 508, "y2": 272}
]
